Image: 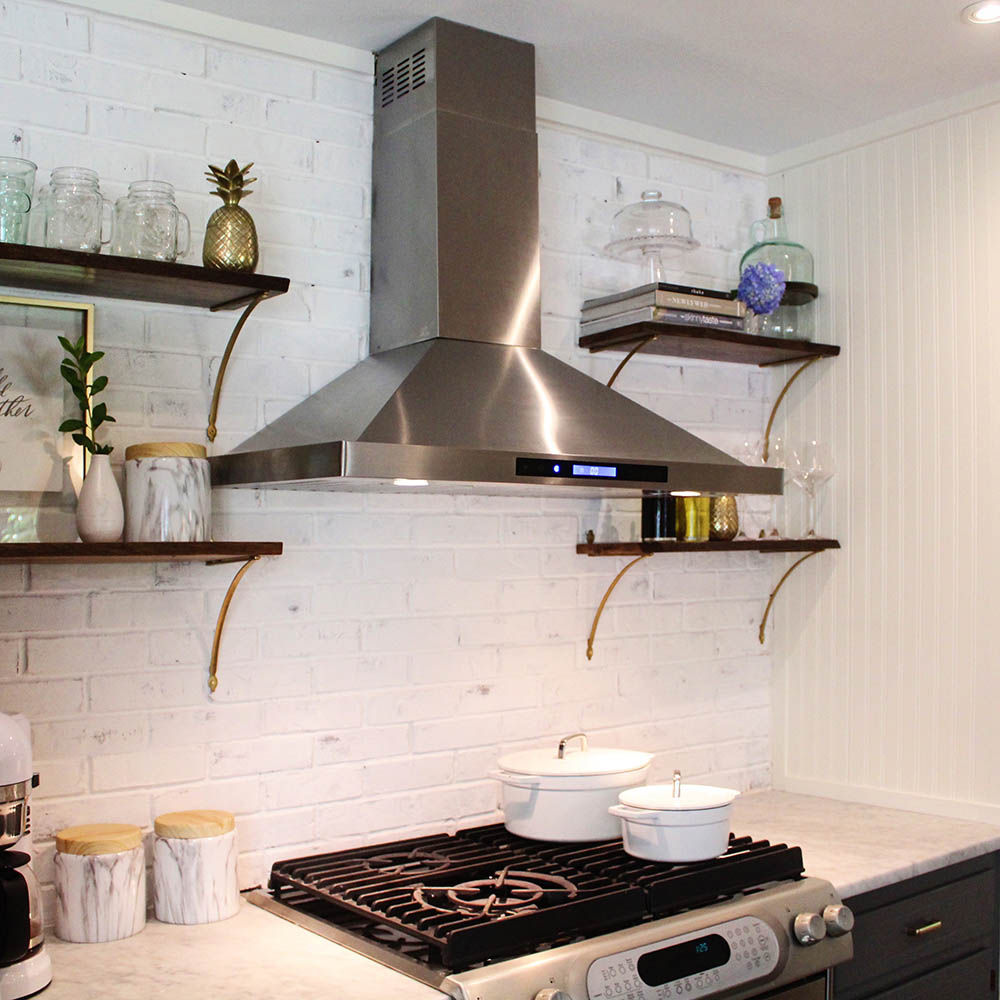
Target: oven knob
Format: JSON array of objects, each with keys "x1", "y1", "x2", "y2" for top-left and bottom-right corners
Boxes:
[
  {"x1": 823, "y1": 903, "x2": 855, "y2": 937},
  {"x1": 534, "y1": 991, "x2": 571, "y2": 1000},
  {"x1": 793, "y1": 912, "x2": 827, "y2": 945}
]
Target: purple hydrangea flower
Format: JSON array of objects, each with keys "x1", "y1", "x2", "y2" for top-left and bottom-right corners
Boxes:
[{"x1": 737, "y1": 262, "x2": 786, "y2": 315}]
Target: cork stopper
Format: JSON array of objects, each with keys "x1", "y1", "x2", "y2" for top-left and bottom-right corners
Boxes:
[
  {"x1": 56, "y1": 823, "x2": 143, "y2": 855},
  {"x1": 767, "y1": 197, "x2": 783, "y2": 219},
  {"x1": 154, "y1": 810, "x2": 235, "y2": 840},
  {"x1": 125, "y1": 441, "x2": 208, "y2": 461}
]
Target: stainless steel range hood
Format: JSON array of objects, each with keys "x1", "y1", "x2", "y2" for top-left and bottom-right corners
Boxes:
[{"x1": 211, "y1": 18, "x2": 781, "y2": 499}]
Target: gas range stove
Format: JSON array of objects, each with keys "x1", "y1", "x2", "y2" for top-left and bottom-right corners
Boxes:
[{"x1": 250, "y1": 824, "x2": 853, "y2": 1000}]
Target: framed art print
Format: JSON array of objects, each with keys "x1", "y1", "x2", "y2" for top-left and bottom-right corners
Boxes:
[{"x1": 0, "y1": 295, "x2": 94, "y2": 492}]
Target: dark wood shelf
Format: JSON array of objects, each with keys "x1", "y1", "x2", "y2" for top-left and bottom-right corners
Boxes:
[
  {"x1": 0, "y1": 243, "x2": 289, "y2": 311},
  {"x1": 580, "y1": 323, "x2": 840, "y2": 367},
  {"x1": 577, "y1": 538, "x2": 840, "y2": 556},
  {"x1": 0, "y1": 541, "x2": 283, "y2": 564}
]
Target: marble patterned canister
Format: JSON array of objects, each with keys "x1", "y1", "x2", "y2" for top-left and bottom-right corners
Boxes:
[
  {"x1": 153, "y1": 810, "x2": 238, "y2": 924},
  {"x1": 53, "y1": 823, "x2": 146, "y2": 943},
  {"x1": 124, "y1": 442, "x2": 211, "y2": 542}
]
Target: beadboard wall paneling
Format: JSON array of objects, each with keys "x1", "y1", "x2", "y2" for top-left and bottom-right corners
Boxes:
[
  {"x1": 770, "y1": 102, "x2": 1000, "y2": 821},
  {"x1": 0, "y1": 0, "x2": 777, "y2": 911}
]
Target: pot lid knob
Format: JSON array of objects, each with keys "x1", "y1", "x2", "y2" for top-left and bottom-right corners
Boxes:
[{"x1": 556, "y1": 733, "x2": 588, "y2": 759}]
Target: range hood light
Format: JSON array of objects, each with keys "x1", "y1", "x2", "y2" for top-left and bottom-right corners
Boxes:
[
  {"x1": 962, "y1": 1, "x2": 1000, "y2": 22},
  {"x1": 393, "y1": 478, "x2": 429, "y2": 487}
]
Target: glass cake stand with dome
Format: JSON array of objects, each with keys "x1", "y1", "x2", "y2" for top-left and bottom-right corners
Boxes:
[{"x1": 604, "y1": 190, "x2": 699, "y2": 282}]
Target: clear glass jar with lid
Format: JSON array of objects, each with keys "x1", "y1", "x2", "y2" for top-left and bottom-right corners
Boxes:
[
  {"x1": 605, "y1": 190, "x2": 699, "y2": 283},
  {"x1": 41, "y1": 166, "x2": 112, "y2": 253},
  {"x1": 740, "y1": 197, "x2": 816, "y2": 339},
  {"x1": 111, "y1": 180, "x2": 190, "y2": 262}
]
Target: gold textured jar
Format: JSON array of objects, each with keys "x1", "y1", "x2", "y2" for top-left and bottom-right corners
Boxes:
[{"x1": 709, "y1": 495, "x2": 739, "y2": 540}]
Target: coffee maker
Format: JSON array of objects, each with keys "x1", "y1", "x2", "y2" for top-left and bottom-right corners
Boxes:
[{"x1": 0, "y1": 712, "x2": 51, "y2": 999}]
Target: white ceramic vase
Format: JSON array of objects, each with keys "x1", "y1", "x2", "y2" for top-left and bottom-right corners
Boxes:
[{"x1": 76, "y1": 453, "x2": 124, "y2": 542}]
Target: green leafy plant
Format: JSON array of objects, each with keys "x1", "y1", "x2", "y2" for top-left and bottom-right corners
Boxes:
[{"x1": 57, "y1": 334, "x2": 115, "y2": 455}]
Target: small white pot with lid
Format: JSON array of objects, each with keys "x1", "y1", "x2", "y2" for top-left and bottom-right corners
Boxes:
[
  {"x1": 491, "y1": 733, "x2": 652, "y2": 842},
  {"x1": 609, "y1": 771, "x2": 740, "y2": 862}
]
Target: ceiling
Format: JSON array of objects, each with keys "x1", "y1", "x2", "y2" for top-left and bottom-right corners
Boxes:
[{"x1": 169, "y1": 0, "x2": 1000, "y2": 155}]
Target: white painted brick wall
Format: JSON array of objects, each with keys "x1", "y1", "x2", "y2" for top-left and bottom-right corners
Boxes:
[{"x1": 0, "y1": 0, "x2": 777, "y2": 913}]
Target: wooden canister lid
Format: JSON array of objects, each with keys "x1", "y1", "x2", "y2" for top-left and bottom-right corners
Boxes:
[
  {"x1": 125, "y1": 441, "x2": 208, "y2": 461},
  {"x1": 56, "y1": 823, "x2": 143, "y2": 855},
  {"x1": 154, "y1": 810, "x2": 235, "y2": 839}
]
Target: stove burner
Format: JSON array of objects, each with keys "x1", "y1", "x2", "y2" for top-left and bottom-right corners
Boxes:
[
  {"x1": 414, "y1": 869, "x2": 578, "y2": 917},
  {"x1": 361, "y1": 849, "x2": 452, "y2": 876}
]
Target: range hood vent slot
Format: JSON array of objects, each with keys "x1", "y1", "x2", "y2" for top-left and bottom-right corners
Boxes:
[{"x1": 380, "y1": 48, "x2": 426, "y2": 107}]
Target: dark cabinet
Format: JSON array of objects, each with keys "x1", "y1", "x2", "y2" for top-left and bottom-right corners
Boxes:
[{"x1": 831, "y1": 852, "x2": 999, "y2": 999}]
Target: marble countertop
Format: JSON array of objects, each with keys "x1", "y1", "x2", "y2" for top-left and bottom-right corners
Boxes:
[
  {"x1": 39, "y1": 790, "x2": 1000, "y2": 997},
  {"x1": 732, "y1": 789, "x2": 1000, "y2": 898}
]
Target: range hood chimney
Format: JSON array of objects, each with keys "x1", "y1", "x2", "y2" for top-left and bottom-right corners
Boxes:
[{"x1": 210, "y1": 18, "x2": 781, "y2": 499}]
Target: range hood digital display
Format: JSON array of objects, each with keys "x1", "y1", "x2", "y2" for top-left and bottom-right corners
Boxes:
[{"x1": 515, "y1": 458, "x2": 669, "y2": 483}]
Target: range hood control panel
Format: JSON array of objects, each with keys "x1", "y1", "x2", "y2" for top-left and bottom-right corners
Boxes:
[{"x1": 515, "y1": 458, "x2": 668, "y2": 483}]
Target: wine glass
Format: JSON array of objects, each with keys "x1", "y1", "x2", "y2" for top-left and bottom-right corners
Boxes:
[
  {"x1": 790, "y1": 441, "x2": 834, "y2": 538},
  {"x1": 734, "y1": 438, "x2": 760, "y2": 539}
]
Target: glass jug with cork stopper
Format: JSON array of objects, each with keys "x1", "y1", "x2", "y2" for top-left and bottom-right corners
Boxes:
[{"x1": 740, "y1": 197, "x2": 816, "y2": 340}]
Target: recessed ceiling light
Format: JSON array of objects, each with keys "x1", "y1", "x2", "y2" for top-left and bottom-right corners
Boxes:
[{"x1": 962, "y1": 1, "x2": 1000, "y2": 23}]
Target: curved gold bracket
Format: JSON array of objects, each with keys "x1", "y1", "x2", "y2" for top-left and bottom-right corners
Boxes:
[
  {"x1": 207, "y1": 554, "x2": 261, "y2": 693},
  {"x1": 586, "y1": 553, "x2": 652, "y2": 660},
  {"x1": 607, "y1": 335, "x2": 659, "y2": 388},
  {"x1": 762, "y1": 355, "x2": 823, "y2": 462},
  {"x1": 206, "y1": 291, "x2": 268, "y2": 442},
  {"x1": 758, "y1": 549, "x2": 821, "y2": 644}
]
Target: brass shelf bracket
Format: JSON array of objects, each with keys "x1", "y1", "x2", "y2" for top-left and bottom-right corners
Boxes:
[
  {"x1": 206, "y1": 291, "x2": 269, "y2": 442},
  {"x1": 762, "y1": 355, "x2": 824, "y2": 461},
  {"x1": 207, "y1": 554, "x2": 261, "y2": 693},
  {"x1": 606, "y1": 335, "x2": 659, "y2": 388},
  {"x1": 758, "y1": 549, "x2": 821, "y2": 644},
  {"x1": 586, "y1": 553, "x2": 652, "y2": 660}
]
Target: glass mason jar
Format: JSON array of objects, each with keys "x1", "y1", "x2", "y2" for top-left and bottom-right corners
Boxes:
[
  {"x1": 0, "y1": 156, "x2": 36, "y2": 245},
  {"x1": 740, "y1": 197, "x2": 815, "y2": 340},
  {"x1": 111, "y1": 180, "x2": 191, "y2": 262},
  {"x1": 43, "y1": 167, "x2": 112, "y2": 253}
]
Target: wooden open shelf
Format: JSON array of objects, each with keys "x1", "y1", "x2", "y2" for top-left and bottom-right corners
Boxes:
[
  {"x1": 577, "y1": 538, "x2": 840, "y2": 556},
  {"x1": 0, "y1": 541, "x2": 283, "y2": 564},
  {"x1": 0, "y1": 243, "x2": 289, "y2": 311},
  {"x1": 579, "y1": 323, "x2": 840, "y2": 367}
]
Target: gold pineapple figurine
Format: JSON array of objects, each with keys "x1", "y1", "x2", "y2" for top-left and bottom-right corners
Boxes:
[{"x1": 203, "y1": 159, "x2": 259, "y2": 272}]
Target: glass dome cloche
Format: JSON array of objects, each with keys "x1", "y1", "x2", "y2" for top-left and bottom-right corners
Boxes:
[{"x1": 604, "y1": 190, "x2": 699, "y2": 282}]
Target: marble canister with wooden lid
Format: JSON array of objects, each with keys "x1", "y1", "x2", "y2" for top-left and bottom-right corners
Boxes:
[
  {"x1": 153, "y1": 810, "x2": 238, "y2": 924},
  {"x1": 124, "y1": 441, "x2": 211, "y2": 542},
  {"x1": 53, "y1": 823, "x2": 146, "y2": 943}
]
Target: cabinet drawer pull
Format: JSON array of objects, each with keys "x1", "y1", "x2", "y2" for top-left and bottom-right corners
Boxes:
[{"x1": 907, "y1": 920, "x2": 943, "y2": 937}]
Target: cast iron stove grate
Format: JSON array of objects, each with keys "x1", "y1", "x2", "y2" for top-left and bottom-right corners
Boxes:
[{"x1": 267, "y1": 824, "x2": 804, "y2": 970}]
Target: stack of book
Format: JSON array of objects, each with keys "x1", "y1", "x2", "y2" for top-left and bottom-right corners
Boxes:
[{"x1": 580, "y1": 282, "x2": 746, "y2": 336}]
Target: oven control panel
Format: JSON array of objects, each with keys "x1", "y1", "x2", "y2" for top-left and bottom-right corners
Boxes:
[{"x1": 586, "y1": 915, "x2": 780, "y2": 999}]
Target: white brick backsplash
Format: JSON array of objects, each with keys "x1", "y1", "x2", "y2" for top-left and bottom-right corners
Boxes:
[
  {"x1": 315, "y1": 724, "x2": 409, "y2": 765},
  {"x1": 264, "y1": 97, "x2": 366, "y2": 144},
  {"x1": 0, "y1": 1, "x2": 774, "y2": 894},
  {"x1": 0, "y1": 44, "x2": 21, "y2": 88},
  {"x1": 0, "y1": 80, "x2": 87, "y2": 131},
  {"x1": 92, "y1": 747, "x2": 205, "y2": 791},
  {"x1": 0, "y1": 639, "x2": 21, "y2": 678},
  {"x1": 90, "y1": 103, "x2": 206, "y2": 153},
  {"x1": 92, "y1": 20, "x2": 205, "y2": 74},
  {"x1": 207, "y1": 47, "x2": 312, "y2": 99},
  {"x1": 314, "y1": 69, "x2": 373, "y2": 114}
]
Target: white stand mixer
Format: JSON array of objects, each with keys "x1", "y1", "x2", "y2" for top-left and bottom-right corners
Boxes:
[{"x1": 0, "y1": 712, "x2": 52, "y2": 999}]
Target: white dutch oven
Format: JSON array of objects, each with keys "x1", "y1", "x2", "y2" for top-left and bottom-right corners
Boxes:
[
  {"x1": 491, "y1": 733, "x2": 652, "y2": 842},
  {"x1": 609, "y1": 780, "x2": 740, "y2": 862}
]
